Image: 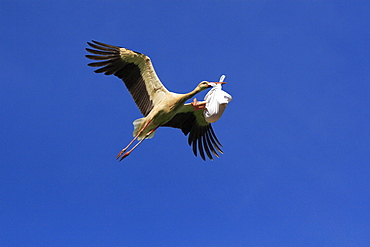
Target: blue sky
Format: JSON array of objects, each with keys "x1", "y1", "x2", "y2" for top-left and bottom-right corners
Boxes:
[{"x1": 1, "y1": 1, "x2": 369, "y2": 246}]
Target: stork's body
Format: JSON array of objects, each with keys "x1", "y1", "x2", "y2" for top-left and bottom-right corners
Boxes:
[
  {"x1": 86, "y1": 41, "x2": 226, "y2": 161},
  {"x1": 134, "y1": 88, "x2": 206, "y2": 139}
]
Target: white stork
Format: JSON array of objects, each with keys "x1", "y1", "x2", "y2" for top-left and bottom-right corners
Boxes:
[{"x1": 86, "y1": 40, "x2": 226, "y2": 161}]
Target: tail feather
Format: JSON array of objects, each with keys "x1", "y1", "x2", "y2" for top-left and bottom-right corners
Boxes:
[{"x1": 133, "y1": 118, "x2": 156, "y2": 140}]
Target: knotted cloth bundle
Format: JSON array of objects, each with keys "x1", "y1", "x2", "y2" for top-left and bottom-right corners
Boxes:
[{"x1": 203, "y1": 75, "x2": 233, "y2": 123}]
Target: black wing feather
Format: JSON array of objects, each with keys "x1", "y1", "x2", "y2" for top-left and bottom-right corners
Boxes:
[
  {"x1": 162, "y1": 111, "x2": 223, "y2": 161},
  {"x1": 205, "y1": 131, "x2": 220, "y2": 158},
  {"x1": 85, "y1": 40, "x2": 154, "y2": 116}
]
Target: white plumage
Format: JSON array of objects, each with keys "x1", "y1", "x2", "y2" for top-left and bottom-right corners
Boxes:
[{"x1": 86, "y1": 41, "x2": 230, "y2": 161}]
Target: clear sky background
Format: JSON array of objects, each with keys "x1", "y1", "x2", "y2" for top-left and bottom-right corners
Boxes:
[{"x1": 1, "y1": 1, "x2": 369, "y2": 246}]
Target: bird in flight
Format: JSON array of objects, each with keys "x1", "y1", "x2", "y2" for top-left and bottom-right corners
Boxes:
[{"x1": 86, "y1": 40, "x2": 227, "y2": 161}]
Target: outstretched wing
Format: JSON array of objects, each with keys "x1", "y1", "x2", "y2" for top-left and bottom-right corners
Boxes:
[
  {"x1": 86, "y1": 40, "x2": 169, "y2": 116},
  {"x1": 162, "y1": 104, "x2": 223, "y2": 161}
]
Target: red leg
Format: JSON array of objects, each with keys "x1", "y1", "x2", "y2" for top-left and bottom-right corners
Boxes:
[
  {"x1": 118, "y1": 126, "x2": 158, "y2": 161},
  {"x1": 116, "y1": 119, "x2": 152, "y2": 160}
]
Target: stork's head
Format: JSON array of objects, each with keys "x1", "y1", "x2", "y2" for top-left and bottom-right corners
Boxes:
[{"x1": 198, "y1": 81, "x2": 226, "y2": 91}]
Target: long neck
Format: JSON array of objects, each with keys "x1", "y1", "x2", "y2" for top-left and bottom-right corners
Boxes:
[{"x1": 181, "y1": 86, "x2": 203, "y2": 102}]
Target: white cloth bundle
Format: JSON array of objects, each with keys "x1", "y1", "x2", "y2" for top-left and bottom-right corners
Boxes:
[{"x1": 203, "y1": 75, "x2": 232, "y2": 123}]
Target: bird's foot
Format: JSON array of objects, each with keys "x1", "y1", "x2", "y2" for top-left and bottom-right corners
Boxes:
[
  {"x1": 116, "y1": 148, "x2": 128, "y2": 160},
  {"x1": 118, "y1": 151, "x2": 131, "y2": 161}
]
